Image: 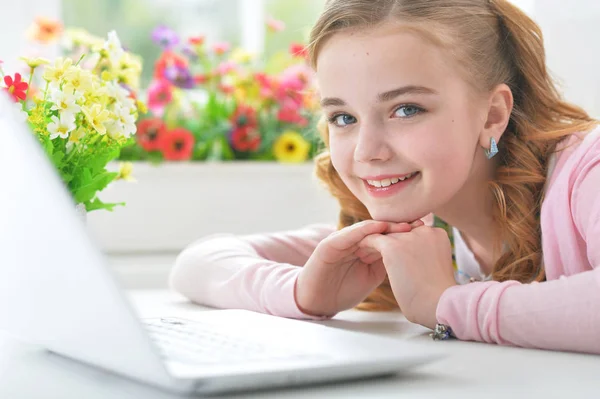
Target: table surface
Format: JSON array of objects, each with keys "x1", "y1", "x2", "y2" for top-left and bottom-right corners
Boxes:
[{"x1": 1, "y1": 289, "x2": 599, "y2": 399}]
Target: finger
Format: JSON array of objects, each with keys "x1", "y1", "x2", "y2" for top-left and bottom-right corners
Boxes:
[
  {"x1": 410, "y1": 219, "x2": 425, "y2": 228},
  {"x1": 358, "y1": 233, "x2": 389, "y2": 253},
  {"x1": 330, "y1": 220, "x2": 409, "y2": 251},
  {"x1": 385, "y1": 223, "x2": 413, "y2": 234},
  {"x1": 356, "y1": 246, "x2": 383, "y2": 265},
  {"x1": 359, "y1": 252, "x2": 383, "y2": 265}
]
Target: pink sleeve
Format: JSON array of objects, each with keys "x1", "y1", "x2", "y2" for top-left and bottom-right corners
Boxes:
[
  {"x1": 436, "y1": 158, "x2": 600, "y2": 354},
  {"x1": 169, "y1": 224, "x2": 335, "y2": 319}
]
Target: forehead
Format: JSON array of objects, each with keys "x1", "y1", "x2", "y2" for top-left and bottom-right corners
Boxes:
[{"x1": 315, "y1": 25, "x2": 461, "y2": 97}]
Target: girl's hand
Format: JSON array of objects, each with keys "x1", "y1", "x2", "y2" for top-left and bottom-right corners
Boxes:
[
  {"x1": 360, "y1": 225, "x2": 457, "y2": 329},
  {"x1": 295, "y1": 219, "x2": 424, "y2": 317}
]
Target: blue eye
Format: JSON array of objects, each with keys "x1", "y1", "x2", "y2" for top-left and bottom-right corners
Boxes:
[
  {"x1": 394, "y1": 105, "x2": 423, "y2": 118},
  {"x1": 329, "y1": 113, "x2": 357, "y2": 127}
]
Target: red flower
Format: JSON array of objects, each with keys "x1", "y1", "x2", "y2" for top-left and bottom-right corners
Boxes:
[
  {"x1": 277, "y1": 107, "x2": 308, "y2": 127},
  {"x1": 188, "y1": 36, "x2": 205, "y2": 46},
  {"x1": 289, "y1": 43, "x2": 308, "y2": 59},
  {"x1": 161, "y1": 127, "x2": 195, "y2": 161},
  {"x1": 194, "y1": 74, "x2": 208, "y2": 84},
  {"x1": 136, "y1": 118, "x2": 167, "y2": 151},
  {"x1": 231, "y1": 127, "x2": 261, "y2": 152},
  {"x1": 154, "y1": 50, "x2": 188, "y2": 81},
  {"x1": 218, "y1": 84, "x2": 234, "y2": 94},
  {"x1": 3, "y1": 73, "x2": 28, "y2": 102},
  {"x1": 230, "y1": 104, "x2": 258, "y2": 130}
]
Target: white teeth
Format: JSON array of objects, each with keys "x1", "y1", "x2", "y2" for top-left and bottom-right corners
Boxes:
[{"x1": 366, "y1": 172, "x2": 416, "y2": 187}]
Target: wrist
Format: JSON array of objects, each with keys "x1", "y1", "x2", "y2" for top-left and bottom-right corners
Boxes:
[{"x1": 293, "y1": 274, "x2": 332, "y2": 318}]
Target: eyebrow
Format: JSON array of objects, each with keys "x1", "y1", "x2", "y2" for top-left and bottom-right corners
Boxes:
[{"x1": 320, "y1": 85, "x2": 438, "y2": 108}]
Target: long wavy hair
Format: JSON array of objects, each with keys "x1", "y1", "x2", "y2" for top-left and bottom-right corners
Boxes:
[{"x1": 308, "y1": 0, "x2": 598, "y2": 310}]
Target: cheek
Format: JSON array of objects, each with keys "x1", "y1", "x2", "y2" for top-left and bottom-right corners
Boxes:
[
  {"x1": 329, "y1": 133, "x2": 354, "y2": 175},
  {"x1": 418, "y1": 114, "x2": 479, "y2": 190}
]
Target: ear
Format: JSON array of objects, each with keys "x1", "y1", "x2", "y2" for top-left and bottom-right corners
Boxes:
[{"x1": 478, "y1": 83, "x2": 513, "y2": 148}]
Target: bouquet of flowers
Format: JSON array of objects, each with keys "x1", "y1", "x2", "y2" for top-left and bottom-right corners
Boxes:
[
  {"x1": 120, "y1": 20, "x2": 322, "y2": 164},
  {"x1": 1, "y1": 23, "x2": 144, "y2": 212}
]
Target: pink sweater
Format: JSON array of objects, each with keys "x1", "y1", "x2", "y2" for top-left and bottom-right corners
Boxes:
[{"x1": 170, "y1": 128, "x2": 600, "y2": 354}]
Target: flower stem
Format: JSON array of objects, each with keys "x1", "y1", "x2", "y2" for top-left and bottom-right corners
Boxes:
[
  {"x1": 42, "y1": 80, "x2": 50, "y2": 102},
  {"x1": 25, "y1": 67, "x2": 35, "y2": 101},
  {"x1": 75, "y1": 53, "x2": 87, "y2": 67}
]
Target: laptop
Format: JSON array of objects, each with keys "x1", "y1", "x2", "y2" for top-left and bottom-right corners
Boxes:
[{"x1": 0, "y1": 93, "x2": 441, "y2": 396}]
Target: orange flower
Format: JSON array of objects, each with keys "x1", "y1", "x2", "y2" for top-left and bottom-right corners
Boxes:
[{"x1": 28, "y1": 17, "x2": 63, "y2": 43}]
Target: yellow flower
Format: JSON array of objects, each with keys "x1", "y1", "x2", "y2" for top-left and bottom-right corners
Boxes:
[
  {"x1": 69, "y1": 127, "x2": 86, "y2": 144},
  {"x1": 114, "y1": 52, "x2": 142, "y2": 89},
  {"x1": 20, "y1": 56, "x2": 50, "y2": 69},
  {"x1": 42, "y1": 58, "x2": 73, "y2": 84},
  {"x1": 116, "y1": 162, "x2": 136, "y2": 182},
  {"x1": 63, "y1": 66, "x2": 94, "y2": 94},
  {"x1": 231, "y1": 48, "x2": 254, "y2": 64},
  {"x1": 101, "y1": 70, "x2": 115, "y2": 82},
  {"x1": 82, "y1": 104, "x2": 111, "y2": 135},
  {"x1": 136, "y1": 99, "x2": 148, "y2": 114},
  {"x1": 273, "y1": 131, "x2": 311, "y2": 163}
]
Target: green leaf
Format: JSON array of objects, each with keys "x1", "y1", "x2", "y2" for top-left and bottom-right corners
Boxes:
[
  {"x1": 85, "y1": 197, "x2": 125, "y2": 212},
  {"x1": 73, "y1": 171, "x2": 118, "y2": 204}
]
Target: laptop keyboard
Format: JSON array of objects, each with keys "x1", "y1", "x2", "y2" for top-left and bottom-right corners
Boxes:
[{"x1": 144, "y1": 317, "x2": 321, "y2": 366}]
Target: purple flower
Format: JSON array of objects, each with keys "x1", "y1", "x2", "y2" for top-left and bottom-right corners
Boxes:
[
  {"x1": 151, "y1": 25, "x2": 180, "y2": 49},
  {"x1": 181, "y1": 45, "x2": 198, "y2": 60},
  {"x1": 164, "y1": 65, "x2": 195, "y2": 89}
]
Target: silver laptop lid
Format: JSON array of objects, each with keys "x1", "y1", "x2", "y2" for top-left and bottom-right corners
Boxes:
[{"x1": 0, "y1": 93, "x2": 177, "y2": 390}]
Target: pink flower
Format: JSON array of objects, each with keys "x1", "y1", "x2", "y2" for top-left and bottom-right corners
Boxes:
[
  {"x1": 212, "y1": 42, "x2": 230, "y2": 55},
  {"x1": 266, "y1": 17, "x2": 285, "y2": 32},
  {"x1": 147, "y1": 79, "x2": 173, "y2": 117},
  {"x1": 277, "y1": 107, "x2": 308, "y2": 127},
  {"x1": 289, "y1": 43, "x2": 308, "y2": 59},
  {"x1": 216, "y1": 61, "x2": 237, "y2": 76}
]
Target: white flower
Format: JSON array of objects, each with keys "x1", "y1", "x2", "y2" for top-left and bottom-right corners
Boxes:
[
  {"x1": 104, "y1": 30, "x2": 125, "y2": 66},
  {"x1": 47, "y1": 113, "x2": 76, "y2": 139},
  {"x1": 115, "y1": 105, "x2": 136, "y2": 137},
  {"x1": 105, "y1": 118, "x2": 126, "y2": 139},
  {"x1": 50, "y1": 88, "x2": 81, "y2": 119},
  {"x1": 104, "y1": 81, "x2": 130, "y2": 104}
]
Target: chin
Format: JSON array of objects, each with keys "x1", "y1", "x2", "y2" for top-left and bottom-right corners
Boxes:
[{"x1": 367, "y1": 208, "x2": 426, "y2": 224}]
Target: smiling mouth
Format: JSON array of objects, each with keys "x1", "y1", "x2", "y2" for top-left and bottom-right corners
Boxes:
[{"x1": 364, "y1": 172, "x2": 419, "y2": 188}]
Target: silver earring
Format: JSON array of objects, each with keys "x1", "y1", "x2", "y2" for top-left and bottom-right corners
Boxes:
[{"x1": 484, "y1": 137, "x2": 498, "y2": 159}]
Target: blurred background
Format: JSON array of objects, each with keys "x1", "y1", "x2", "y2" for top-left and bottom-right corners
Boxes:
[{"x1": 2, "y1": 0, "x2": 599, "y2": 289}]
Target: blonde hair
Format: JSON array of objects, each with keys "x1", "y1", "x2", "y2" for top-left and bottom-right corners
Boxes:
[{"x1": 308, "y1": 0, "x2": 598, "y2": 310}]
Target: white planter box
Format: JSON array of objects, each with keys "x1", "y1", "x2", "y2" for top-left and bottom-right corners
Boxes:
[{"x1": 87, "y1": 162, "x2": 339, "y2": 255}]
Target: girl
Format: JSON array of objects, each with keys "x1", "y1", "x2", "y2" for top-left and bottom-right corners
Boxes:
[{"x1": 170, "y1": 0, "x2": 600, "y2": 354}]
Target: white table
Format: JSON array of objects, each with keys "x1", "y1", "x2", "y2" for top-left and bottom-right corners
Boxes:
[{"x1": 0, "y1": 290, "x2": 598, "y2": 399}]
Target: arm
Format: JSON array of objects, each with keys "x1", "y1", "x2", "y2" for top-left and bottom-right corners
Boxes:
[
  {"x1": 169, "y1": 224, "x2": 335, "y2": 318},
  {"x1": 436, "y1": 156, "x2": 600, "y2": 354}
]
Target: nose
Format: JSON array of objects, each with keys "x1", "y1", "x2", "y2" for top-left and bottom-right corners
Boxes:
[{"x1": 353, "y1": 122, "x2": 392, "y2": 163}]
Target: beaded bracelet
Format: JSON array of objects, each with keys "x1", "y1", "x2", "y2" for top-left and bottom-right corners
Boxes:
[{"x1": 430, "y1": 324, "x2": 453, "y2": 341}]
